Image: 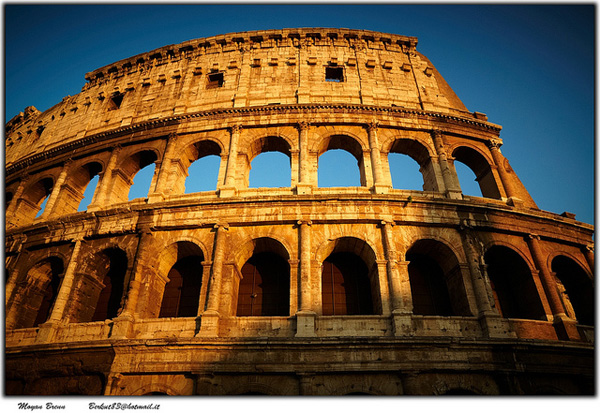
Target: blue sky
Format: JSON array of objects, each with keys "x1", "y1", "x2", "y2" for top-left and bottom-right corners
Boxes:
[{"x1": 4, "y1": 4, "x2": 595, "y2": 225}]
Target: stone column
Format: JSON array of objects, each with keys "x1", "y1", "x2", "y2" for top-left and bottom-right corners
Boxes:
[
  {"x1": 432, "y1": 130, "x2": 461, "y2": 199},
  {"x1": 488, "y1": 140, "x2": 519, "y2": 202},
  {"x1": 526, "y1": 235, "x2": 565, "y2": 317},
  {"x1": 296, "y1": 122, "x2": 312, "y2": 194},
  {"x1": 197, "y1": 261, "x2": 213, "y2": 315},
  {"x1": 35, "y1": 238, "x2": 84, "y2": 343},
  {"x1": 198, "y1": 223, "x2": 228, "y2": 336},
  {"x1": 526, "y1": 234, "x2": 579, "y2": 340},
  {"x1": 149, "y1": 133, "x2": 178, "y2": 201},
  {"x1": 41, "y1": 160, "x2": 71, "y2": 219},
  {"x1": 88, "y1": 145, "x2": 121, "y2": 210},
  {"x1": 367, "y1": 122, "x2": 388, "y2": 193},
  {"x1": 583, "y1": 245, "x2": 594, "y2": 273},
  {"x1": 220, "y1": 125, "x2": 241, "y2": 197},
  {"x1": 288, "y1": 259, "x2": 299, "y2": 315},
  {"x1": 459, "y1": 226, "x2": 511, "y2": 338},
  {"x1": 379, "y1": 221, "x2": 404, "y2": 312},
  {"x1": 6, "y1": 175, "x2": 29, "y2": 221},
  {"x1": 47, "y1": 238, "x2": 84, "y2": 323},
  {"x1": 111, "y1": 228, "x2": 153, "y2": 339},
  {"x1": 296, "y1": 219, "x2": 316, "y2": 337}
]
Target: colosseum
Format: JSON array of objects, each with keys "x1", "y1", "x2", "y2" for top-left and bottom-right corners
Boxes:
[{"x1": 4, "y1": 28, "x2": 594, "y2": 396}]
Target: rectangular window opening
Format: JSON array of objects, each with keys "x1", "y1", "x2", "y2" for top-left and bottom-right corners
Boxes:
[
  {"x1": 325, "y1": 66, "x2": 344, "y2": 82},
  {"x1": 207, "y1": 72, "x2": 224, "y2": 89}
]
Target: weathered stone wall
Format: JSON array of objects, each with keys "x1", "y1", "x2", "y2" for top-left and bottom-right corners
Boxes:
[{"x1": 5, "y1": 28, "x2": 594, "y2": 396}]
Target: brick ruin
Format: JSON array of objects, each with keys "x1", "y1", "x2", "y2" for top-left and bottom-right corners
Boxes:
[{"x1": 5, "y1": 28, "x2": 594, "y2": 395}]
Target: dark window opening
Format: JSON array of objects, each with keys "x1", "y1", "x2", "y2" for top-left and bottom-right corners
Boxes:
[
  {"x1": 32, "y1": 261, "x2": 63, "y2": 328},
  {"x1": 551, "y1": 256, "x2": 594, "y2": 326},
  {"x1": 326, "y1": 66, "x2": 344, "y2": 82},
  {"x1": 237, "y1": 252, "x2": 289, "y2": 316},
  {"x1": 108, "y1": 93, "x2": 124, "y2": 110},
  {"x1": 159, "y1": 255, "x2": 203, "y2": 318},
  {"x1": 407, "y1": 253, "x2": 454, "y2": 316},
  {"x1": 322, "y1": 252, "x2": 373, "y2": 315},
  {"x1": 207, "y1": 72, "x2": 224, "y2": 89},
  {"x1": 484, "y1": 246, "x2": 546, "y2": 320},
  {"x1": 91, "y1": 250, "x2": 127, "y2": 321}
]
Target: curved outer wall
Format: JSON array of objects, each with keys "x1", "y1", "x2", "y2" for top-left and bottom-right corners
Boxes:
[{"x1": 5, "y1": 28, "x2": 594, "y2": 395}]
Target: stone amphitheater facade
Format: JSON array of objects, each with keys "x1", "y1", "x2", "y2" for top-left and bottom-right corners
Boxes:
[{"x1": 5, "y1": 28, "x2": 594, "y2": 395}]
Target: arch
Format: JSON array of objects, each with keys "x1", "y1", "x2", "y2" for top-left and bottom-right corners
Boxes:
[
  {"x1": 484, "y1": 245, "x2": 546, "y2": 320},
  {"x1": 317, "y1": 134, "x2": 366, "y2": 187},
  {"x1": 406, "y1": 239, "x2": 472, "y2": 316},
  {"x1": 71, "y1": 247, "x2": 128, "y2": 323},
  {"x1": 12, "y1": 256, "x2": 64, "y2": 329},
  {"x1": 319, "y1": 237, "x2": 381, "y2": 315},
  {"x1": 551, "y1": 255, "x2": 594, "y2": 326},
  {"x1": 90, "y1": 248, "x2": 128, "y2": 321},
  {"x1": 110, "y1": 149, "x2": 159, "y2": 204},
  {"x1": 235, "y1": 237, "x2": 291, "y2": 316},
  {"x1": 244, "y1": 136, "x2": 292, "y2": 188},
  {"x1": 56, "y1": 161, "x2": 103, "y2": 214},
  {"x1": 182, "y1": 139, "x2": 222, "y2": 194},
  {"x1": 15, "y1": 176, "x2": 53, "y2": 224},
  {"x1": 452, "y1": 145, "x2": 501, "y2": 199},
  {"x1": 246, "y1": 135, "x2": 292, "y2": 161},
  {"x1": 158, "y1": 241, "x2": 205, "y2": 318}
]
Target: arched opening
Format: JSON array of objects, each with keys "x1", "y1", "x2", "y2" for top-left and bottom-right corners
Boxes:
[
  {"x1": 129, "y1": 163, "x2": 156, "y2": 201},
  {"x1": 406, "y1": 239, "x2": 472, "y2": 316},
  {"x1": 12, "y1": 257, "x2": 64, "y2": 329},
  {"x1": 452, "y1": 146, "x2": 501, "y2": 199},
  {"x1": 484, "y1": 246, "x2": 546, "y2": 320},
  {"x1": 111, "y1": 150, "x2": 158, "y2": 204},
  {"x1": 318, "y1": 150, "x2": 361, "y2": 187},
  {"x1": 249, "y1": 152, "x2": 291, "y2": 188},
  {"x1": 185, "y1": 155, "x2": 221, "y2": 193},
  {"x1": 237, "y1": 252, "x2": 290, "y2": 316},
  {"x1": 90, "y1": 248, "x2": 128, "y2": 322},
  {"x1": 159, "y1": 255, "x2": 204, "y2": 318},
  {"x1": 319, "y1": 237, "x2": 382, "y2": 315},
  {"x1": 454, "y1": 161, "x2": 482, "y2": 197},
  {"x1": 388, "y1": 153, "x2": 423, "y2": 190},
  {"x1": 67, "y1": 162, "x2": 103, "y2": 212},
  {"x1": 245, "y1": 136, "x2": 292, "y2": 188},
  {"x1": 16, "y1": 177, "x2": 53, "y2": 223},
  {"x1": 318, "y1": 135, "x2": 365, "y2": 187},
  {"x1": 48, "y1": 161, "x2": 103, "y2": 214},
  {"x1": 153, "y1": 241, "x2": 205, "y2": 319},
  {"x1": 388, "y1": 139, "x2": 433, "y2": 191},
  {"x1": 551, "y1": 256, "x2": 594, "y2": 326},
  {"x1": 236, "y1": 238, "x2": 290, "y2": 316},
  {"x1": 183, "y1": 140, "x2": 222, "y2": 194},
  {"x1": 78, "y1": 175, "x2": 100, "y2": 211},
  {"x1": 322, "y1": 252, "x2": 374, "y2": 315}
]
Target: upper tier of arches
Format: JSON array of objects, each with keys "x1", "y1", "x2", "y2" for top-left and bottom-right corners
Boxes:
[{"x1": 5, "y1": 123, "x2": 537, "y2": 230}]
